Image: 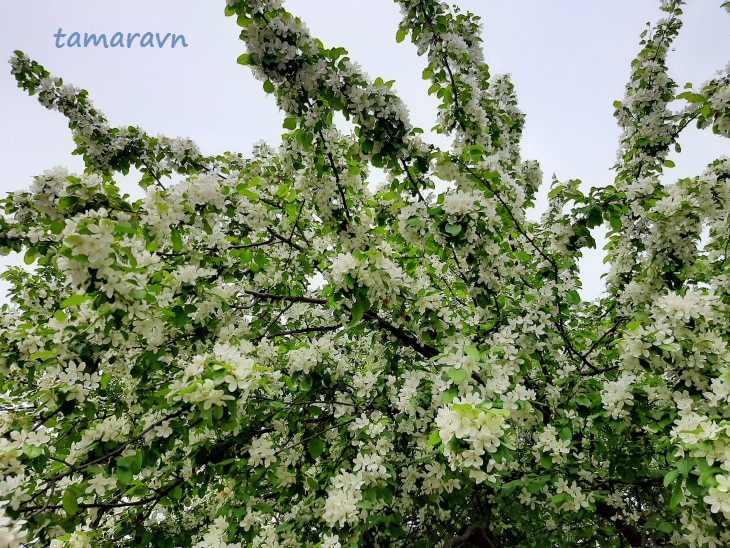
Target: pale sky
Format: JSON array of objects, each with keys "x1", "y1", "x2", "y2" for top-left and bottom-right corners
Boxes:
[{"x1": 0, "y1": 1, "x2": 728, "y2": 300}]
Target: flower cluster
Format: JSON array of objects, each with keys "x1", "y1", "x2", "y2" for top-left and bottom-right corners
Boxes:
[{"x1": 435, "y1": 395, "x2": 507, "y2": 480}]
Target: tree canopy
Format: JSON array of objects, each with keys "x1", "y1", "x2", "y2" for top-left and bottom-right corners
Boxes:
[{"x1": 1, "y1": 0, "x2": 730, "y2": 546}]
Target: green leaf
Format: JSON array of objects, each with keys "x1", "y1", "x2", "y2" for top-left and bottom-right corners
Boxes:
[
  {"x1": 275, "y1": 183, "x2": 291, "y2": 199},
  {"x1": 60, "y1": 294, "x2": 87, "y2": 308},
  {"x1": 23, "y1": 444, "x2": 44, "y2": 458},
  {"x1": 171, "y1": 229, "x2": 183, "y2": 253},
  {"x1": 464, "y1": 345, "x2": 480, "y2": 361},
  {"x1": 253, "y1": 501, "x2": 274, "y2": 514},
  {"x1": 558, "y1": 427, "x2": 572, "y2": 442},
  {"x1": 263, "y1": 80, "x2": 275, "y2": 93},
  {"x1": 283, "y1": 117, "x2": 297, "y2": 131},
  {"x1": 488, "y1": 407, "x2": 510, "y2": 417},
  {"x1": 212, "y1": 405, "x2": 224, "y2": 420},
  {"x1": 539, "y1": 455, "x2": 554, "y2": 470},
  {"x1": 64, "y1": 234, "x2": 85, "y2": 248},
  {"x1": 701, "y1": 469, "x2": 720, "y2": 488},
  {"x1": 49, "y1": 219, "x2": 66, "y2": 235},
  {"x1": 100, "y1": 372, "x2": 113, "y2": 389},
  {"x1": 117, "y1": 467, "x2": 134, "y2": 486},
  {"x1": 351, "y1": 293, "x2": 369, "y2": 323},
  {"x1": 446, "y1": 367, "x2": 467, "y2": 383},
  {"x1": 442, "y1": 389, "x2": 458, "y2": 405},
  {"x1": 609, "y1": 215, "x2": 622, "y2": 232},
  {"x1": 676, "y1": 458, "x2": 693, "y2": 477},
  {"x1": 308, "y1": 437, "x2": 325, "y2": 459},
  {"x1": 63, "y1": 486, "x2": 81, "y2": 516},
  {"x1": 58, "y1": 196, "x2": 78, "y2": 210},
  {"x1": 551, "y1": 493, "x2": 570, "y2": 506},
  {"x1": 428, "y1": 430, "x2": 442, "y2": 446},
  {"x1": 396, "y1": 27, "x2": 408, "y2": 43},
  {"x1": 236, "y1": 184, "x2": 259, "y2": 201},
  {"x1": 685, "y1": 475, "x2": 704, "y2": 498},
  {"x1": 117, "y1": 456, "x2": 135, "y2": 470},
  {"x1": 139, "y1": 172, "x2": 156, "y2": 189},
  {"x1": 566, "y1": 291, "x2": 581, "y2": 305},
  {"x1": 129, "y1": 289, "x2": 147, "y2": 301},
  {"x1": 237, "y1": 53, "x2": 252, "y2": 65},
  {"x1": 585, "y1": 206, "x2": 603, "y2": 228},
  {"x1": 444, "y1": 223, "x2": 462, "y2": 237},
  {"x1": 299, "y1": 376, "x2": 313, "y2": 393},
  {"x1": 669, "y1": 479, "x2": 684, "y2": 509},
  {"x1": 501, "y1": 438, "x2": 515, "y2": 450},
  {"x1": 663, "y1": 469, "x2": 680, "y2": 488},
  {"x1": 29, "y1": 350, "x2": 55, "y2": 361},
  {"x1": 677, "y1": 91, "x2": 705, "y2": 103}
]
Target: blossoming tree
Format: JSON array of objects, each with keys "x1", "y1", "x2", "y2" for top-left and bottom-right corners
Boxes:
[{"x1": 1, "y1": 0, "x2": 729, "y2": 546}]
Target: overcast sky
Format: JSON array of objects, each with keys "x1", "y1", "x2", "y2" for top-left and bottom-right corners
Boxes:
[{"x1": 0, "y1": 1, "x2": 728, "y2": 300}]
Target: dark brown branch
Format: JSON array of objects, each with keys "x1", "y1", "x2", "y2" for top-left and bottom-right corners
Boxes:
[
  {"x1": 445, "y1": 524, "x2": 498, "y2": 548},
  {"x1": 262, "y1": 302, "x2": 294, "y2": 338},
  {"x1": 41, "y1": 410, "x2": 186, "y2": 484},
  {"x1": 595, "y1": 502, "x2": 643, "y2": 548},
  {"x1": 242, "y1": 291, "x2": 438, "y2": 357},
  {"x1": 22, "y1": 478, "x2": 184, "y2": 515},
  {"x1": 581, "y1": 318, "x2": 625, "y2": 361},
  {"x1": 304, "y1": 95, "x2": 351, "y2": 222},
  {"x1": 269, "y1": 325, "x2": 342, "y2": 337},
  {"x1": 288, "y1": 198, "x2": 307, "y2": 242},
  {"x1": 243, "y1": 290, "x2": 326, "y2": 305},
  {"x1": 259, "y1": 197, "x2": 284, "y2": 210},
  {"x1": 141, "y1": 160, "x2": 166, "y2": 191},
  {"x1": 157, "y1": 238, "x2": 275, "y2": 258},
  {"x1": 28, "y1": 479, "x2": 57, "y2": 519},
  {"x1": 22, "y1": 499, "x2": 156, "y2": 512},
  {"x1": 399, "y1": 158, "x2": 428, "y2": 204},
  {"x1": 34, "y1": 406, "x2": 63, "y2": 431},
  {"x1": 417, "y1": 2, "x2": 469, "y2": 135},
  {"x1": 322, "y1": 139, "x2": 352, "y2": 221},
  {"x1": 580, "y1": 364, "x2": 621, "y2": 377},
  {"x1": 267, "y1": 229, "x2": 306, "y2": 252},
  {"x1": 457, "y1": 160, "x2": 599, "y2": 373},
  {"x1": 363, "y1": 311, "x2": 439, "y2": 359}
]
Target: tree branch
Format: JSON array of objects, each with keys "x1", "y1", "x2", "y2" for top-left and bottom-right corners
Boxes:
[
  {"x1": 595, "y1": 502, "x2": 643, "y2": 548},
  {"x1": 243, "y1": 290, "x2": 326, "y2": 305},
  {"x1": 363, "y1": 310, "x2": 439, "y2": 359},
  {"x1": 445, "y1": 523, "x2": 498, "y2": 548}
]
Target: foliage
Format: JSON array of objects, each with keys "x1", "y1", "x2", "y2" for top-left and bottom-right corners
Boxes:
[{"x1": 1, "y1": 0, "x2": 730, "y2": 546}]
